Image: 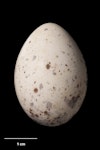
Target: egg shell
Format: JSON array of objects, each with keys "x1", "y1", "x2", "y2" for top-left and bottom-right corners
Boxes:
[{"x1": 14, "y1": 22, "x2": 87, "y2": 126}]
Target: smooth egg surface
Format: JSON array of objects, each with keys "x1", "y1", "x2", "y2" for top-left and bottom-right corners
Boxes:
[{"x1": 14, "y1": 23, "x2": 87, "y2": 126}]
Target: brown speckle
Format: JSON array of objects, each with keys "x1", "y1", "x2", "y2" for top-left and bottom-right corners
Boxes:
[
  {"x1": 44, "y1": 28, "x2": 48, "y2": 31},
  {"x1": 52, "y1": 117, "x2": 61, "y2": 124},
  {"x1": 53, "y1": 72, "x2": 56, "y2": 75},
  {"x1": 62, "y1": 51, "x2": 65, "y2": 54},
  {"x1": 39, "y1": 83, "x2": 43, "y2": 89},
  {"x1": 46, "y1": 82, "x2": 50, "y2": 85},
  {"x1": 34, "y1": 81, "x2": 36, "y2": 84},
  {"x1": 30, "y1": 103, "x2": 34, "y2": 106},
  {"x1": 25, "y1": 74, "x2": 30, "y2": 78},
  {"x1": 77, "y1": 84, "x2": 79, "y2": 88},
  {"x1": 65, "y1": 88, "x2": 67, "y2": 91},
  {"x1": 51, "y1": 112, "x2": 67, "y2": 124},
  {"x1": 71, "y1": 58, "x2": 73, "y2": 61},
  {"x1": 50, "y1": 122, "x2": 55, "y2": 125},
  {"x1": 24, "y1": 98, "x2": 26, "y2": 101},
  {"x1": 84, "y1": 80, "x2": 86, "y2": 84},
  {"x1": 33, "y1": 55, "x2": 36, "y2": 61},
  {"x1": 46, "y1": 102, "x2": 52, "y2": 111},
  {"x1": 29, "y1": 108, "x2": 34, "y2": 117},
  {"x1": 35, "y1": 114, "x2": 39, "y2": 117},
  {"x1": 29, "y1": 41, "x2": 31, "y2": 43},
  {"x1": 58, "y1": 33, "x2": 61, "y2": 36},
  {"x1": 26, "y1": 58, "x2": 29, "y2": 61},
  {"x1": 44, "y1": 111, "x2": 49, "y2": 115},
  {"x1": 46, "y1": 63, "x2": 51, "y2": 69},
  {"x1": 20, "y1": 85, "x2": 23, "y2": 88},
  {"x1": 56, "y1": 55, "x2": 59, "y2": 58},
  {"x1": 68, "y1": 95, "x2": 80, "y2": 108},
  {"x1": 53, "y1": 70, "x2": 56, "y2": 75},
  {"x1": 67, "y1": 43, "x2": 72, "y2": 48},
  {"x1": 53, "y1": 86, "x2": 56, "y2": 90},
  {"x1": 34, "y1": 88, "x2": 38, "y2": 93},
  {"x1": 65, "y1": 64, "x2": 68, "y2": 67},
  {"x1": 64, "y1": 96, "x2": 68, "y2": 103},
  {"x1": 32, "y1": 72, "x2": 35, "y2": 74},
  {"x1": 75, "y1": 75, "x2": 77, "y2": 79},
  {"x1": 29, "y1": 108, "x2": 32, "y2": 113}
]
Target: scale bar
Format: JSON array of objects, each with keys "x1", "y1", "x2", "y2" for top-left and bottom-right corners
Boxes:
[{"x1": 4, "y1": 137, "x2": 38, "y2": 140}]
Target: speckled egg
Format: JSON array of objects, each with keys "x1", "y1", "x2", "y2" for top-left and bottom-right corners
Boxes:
[{"x1": 14, "y1": 22, "x2": 87, "y2": 126}]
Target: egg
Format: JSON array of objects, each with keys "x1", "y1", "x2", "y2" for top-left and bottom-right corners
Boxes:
[{"x1": 14, "y1": 22, "x2": 87, "y2": 126}]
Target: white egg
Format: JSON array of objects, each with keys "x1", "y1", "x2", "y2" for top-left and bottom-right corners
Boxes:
[{"x1": 14, "y1": 22, "x2": 87, "y2": 126}]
